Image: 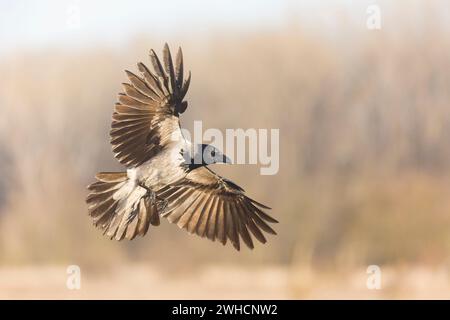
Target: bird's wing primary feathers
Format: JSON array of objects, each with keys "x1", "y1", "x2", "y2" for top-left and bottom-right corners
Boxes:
[
  {"x1": 110, "y1": 43, "x2": 191, "y2": 167},
  {"x1": 156, "y1": 167, "x2": 278, "y2": 250}
]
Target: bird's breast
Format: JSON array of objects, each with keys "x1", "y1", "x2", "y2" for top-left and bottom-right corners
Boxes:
[{"x1": 135, "y1": 144, "x2": 187, "y2": 189}]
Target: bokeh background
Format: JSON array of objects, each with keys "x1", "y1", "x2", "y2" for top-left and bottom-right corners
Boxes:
[{"x1": 1, "y1": 0, "x2": 450, "y2": 299}]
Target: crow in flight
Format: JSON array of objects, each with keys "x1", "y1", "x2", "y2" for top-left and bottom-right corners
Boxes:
[{"x1": 86, "y1": 44, "x2": 277, "y2": 250}]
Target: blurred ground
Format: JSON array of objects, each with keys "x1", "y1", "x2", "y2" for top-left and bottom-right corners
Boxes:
[{"x1": 1, "y1": 264, "x2": 450, "y2": 299}]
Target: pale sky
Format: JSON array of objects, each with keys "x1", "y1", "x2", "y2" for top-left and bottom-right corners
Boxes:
[{"x1": 0, "y1": 0, "x2": 443, "y2": 56}]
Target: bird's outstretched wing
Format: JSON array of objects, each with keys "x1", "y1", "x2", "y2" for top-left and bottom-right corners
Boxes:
[
  {"x1": 156, "y1": 167, "x2": 278, "y2": 250},
  {"x1": 110, "y1": 44, "x2": 191, "y2": 167}
]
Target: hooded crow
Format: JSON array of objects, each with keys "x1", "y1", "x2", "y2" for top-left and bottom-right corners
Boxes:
[{"x1": 86, "y1": 44, "x2": 277, "y2": 250}]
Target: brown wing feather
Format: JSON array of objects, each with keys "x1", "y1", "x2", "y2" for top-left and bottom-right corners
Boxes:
[
  {"x1": 157, "y1": 167, "x2": 277, "y2": 250},
  {"x1": 110, "y1": 44, "x2": 190, "y2": 168}
]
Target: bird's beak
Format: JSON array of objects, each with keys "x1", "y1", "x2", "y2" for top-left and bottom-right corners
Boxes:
[{"x1": 223, "y1": 154, "x2": 232, "y2": 164}]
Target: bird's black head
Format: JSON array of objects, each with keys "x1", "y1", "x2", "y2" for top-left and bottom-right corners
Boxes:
[
  {"x1": 199, "y1": 144, "x2": 231, "y2": 165},
  {"x1": 182, "y1": 144, "x2": 231, "y2": 169}
]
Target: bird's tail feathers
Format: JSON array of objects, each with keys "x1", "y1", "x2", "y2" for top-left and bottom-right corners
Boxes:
[{"x1": 86, "y1": 172, "x2": 160, "y2": 240}]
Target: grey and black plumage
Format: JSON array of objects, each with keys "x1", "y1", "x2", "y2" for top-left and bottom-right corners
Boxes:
[{"x1": 86, "y1": 44, "x2": 277, "y2": 250}]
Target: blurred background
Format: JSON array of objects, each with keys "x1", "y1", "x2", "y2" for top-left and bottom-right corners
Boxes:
[{"x1": 1, "y1": 0, "x2": 450, "y2": 299}]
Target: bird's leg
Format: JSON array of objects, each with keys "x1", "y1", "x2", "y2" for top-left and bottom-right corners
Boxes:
[
  {"x1": 137, "y1": 182, "x2": 167, "y2": 214},
  {"x1": 137, "y1": 182, "x2": 155, "y2": 200},
  {"x1": 156, "y1": 196, "x2": 169, "y2": 214}
]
